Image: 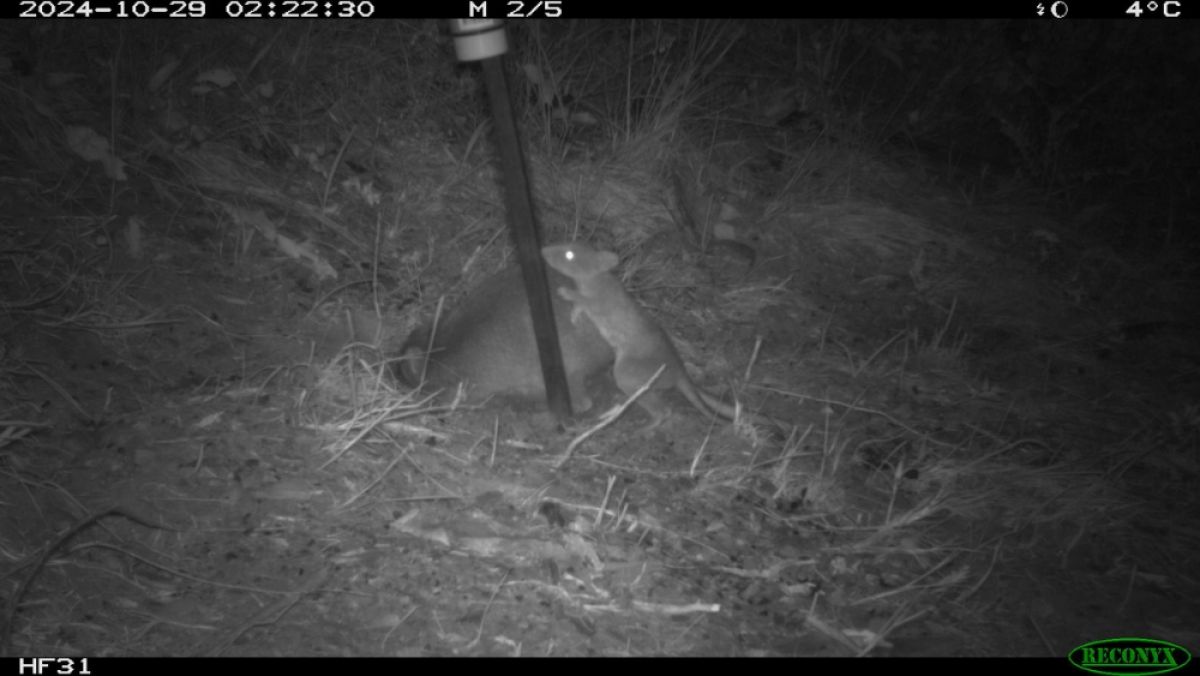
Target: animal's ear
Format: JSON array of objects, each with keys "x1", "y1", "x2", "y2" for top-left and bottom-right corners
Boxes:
[{"x1": 597, "y1": 251, "x2": 619, "y2": 271}]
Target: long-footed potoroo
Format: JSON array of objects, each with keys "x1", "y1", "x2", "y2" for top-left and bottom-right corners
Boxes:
[
  {"x1": 542, "y1": 241, "x2": 784, "y2": 437},
  {"x1": 395, "y1": 265, "x2": 614, "y2": 412}
]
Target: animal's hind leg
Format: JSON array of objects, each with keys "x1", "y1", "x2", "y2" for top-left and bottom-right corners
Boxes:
[
  {"x1": 612, "y1": 359, "x2": 674, "y2": 429},
  {"x1": 632, "y1": 390, "x2": 671, "y2": 431}
]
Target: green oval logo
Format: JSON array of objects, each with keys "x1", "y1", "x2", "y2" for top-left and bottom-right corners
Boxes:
[{"x1": 1069, "y1": 638, "x2": 1192, "y2": 676}]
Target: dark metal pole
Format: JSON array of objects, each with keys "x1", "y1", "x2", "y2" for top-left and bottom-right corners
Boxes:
[{"x1": 450, "y1": 20, "x2": 573, "y2": 421}]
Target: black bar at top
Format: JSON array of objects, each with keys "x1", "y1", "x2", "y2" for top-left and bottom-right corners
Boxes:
[
  {"x1": 5, "y1": 0, "x2": 1187, "y2": 20},
  {"x1": 424, "y1": 0, "x2": 1177, "y2": 19}
]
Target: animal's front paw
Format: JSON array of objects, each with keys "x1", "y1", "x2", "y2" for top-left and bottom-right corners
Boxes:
[
  {"x1": 572, "y1": 394, "x2": 593, "y2": 414},
  {"x1": 570, "y1": 306, "x2": 588, "y2": 326}
]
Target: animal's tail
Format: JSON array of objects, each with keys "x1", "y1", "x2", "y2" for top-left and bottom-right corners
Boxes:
[{"x1": 687, "y1": 382, "x2": 789, "y2": 442}]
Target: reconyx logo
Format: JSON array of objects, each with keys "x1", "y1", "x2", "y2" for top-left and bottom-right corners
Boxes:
[{"x1": 1069, "y1": 638, "x2": 1192, "y2": 676}]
